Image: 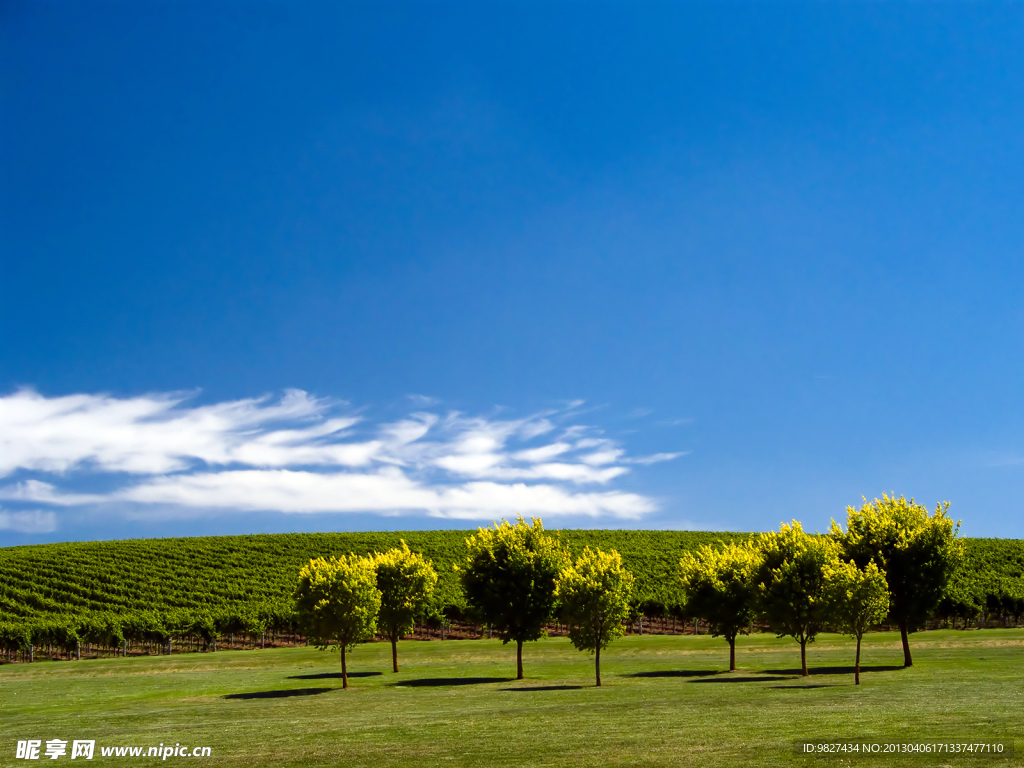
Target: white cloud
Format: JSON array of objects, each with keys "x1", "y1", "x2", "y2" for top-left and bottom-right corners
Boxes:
[
  {"x1": 580, "y1": 449, "x2": 624, "y2": 466},
  {"x1": 0, "y1": 508, "x2": 58, "y2": 534},
  {"x1": 0, "y1": 480, "x2": 103, "y2": 506},
  {"x1": 512, "y1": 442, "x2": 572, "y2": 462},
  {"x1": 92, "y1": 469, "x2": 653, "y2": 519},
  {"x1": 0, "y1": 389, "x2": 683, "y2": 523},
  {"x1": 625, "y1": 452, "x2": 690, "y2": 465},
  {"x1": 0, "y1": 388, "x2": 346, "y2": 475}
]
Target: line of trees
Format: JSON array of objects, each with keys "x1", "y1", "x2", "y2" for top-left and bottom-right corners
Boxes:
[
  {"x1": 289, "y1": 498, "x2": 961, "y2": 688},
  {"x1": 3, "y1": 528, "x2": 1020, "y2": 646},
  {"x1": 293, "y1": 519, "x2": 636, "y2": 687},
  {"x1": 2, "y1": 496, "x2": 1005, "y2": 681},
  {"x1": 679, "y1": 496, "x2": 961, "y2": 683},
  {"x1": 292, "y1": 543, "x2": 438, "y2": 688}
]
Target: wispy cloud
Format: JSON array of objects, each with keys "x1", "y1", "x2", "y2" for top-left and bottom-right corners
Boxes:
[
  {"x1": 0, "y1": 389, "x2": 682, "y2": 523},
  {"x1": 0, "y1": 508, "x2": 57, "y2": 534},
  {"x1": 625, "y1": 452, "x2": 689, "y2": 465}
]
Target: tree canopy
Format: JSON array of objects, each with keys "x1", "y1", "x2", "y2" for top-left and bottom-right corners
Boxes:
[
  {"x1": 293, "y1": 554, "x2": 381, "y2": 688},
  {"x1": 459, "y1": 516, "x2": 568, "y2": 679},
  {"x1": 830, "y1": 495, "x2": 963, "y2": 667},
  {"x1": 556, "y1": 547, "x2": 635, "y2": 686},
  {"x1": 679, "y1": 541, "x2": 761, "y2": 671},
  {"x1": 374, "y1": 542, "x2": 438, "y2": 673},
  {"x1": 823, "y1": 559, "x2": 889, "y2": 684},
  {"x1": 754, "y1": 522, "x2": 838, "y2": 676}
]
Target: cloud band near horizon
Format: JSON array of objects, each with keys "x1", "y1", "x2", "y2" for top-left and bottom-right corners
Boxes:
[{"x1": 0, "y1": 389, "x2": 682, "y2": 533}]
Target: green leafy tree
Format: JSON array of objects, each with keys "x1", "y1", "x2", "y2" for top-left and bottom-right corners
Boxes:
[
  {"x1": 823, "y1": 560, "x2": 890, "y2": 685},
  {"x1": 293, "y1": 555, "x2": 381, "y2": 688},
  {"x1": 679, "y1": 541, "x2": 761, "y2": 671},
  {"x1": 373, "y1": 542, "x2": 438, "y2": 673},
  {"x1": 459, "y1": 516, "x2": 569, "y2": 679},
  {"x1": 189, "y1": 613, "x2": 218, "y2": 652},
  {"x1": 556, "y1": 547, "x2": 635, "y2": 686},
  {"x1": 830, "y1": 495, "x2": 963, "y2": 667},
  {"x1": 754, "y1": 521, "x2": 838, "y2": 676}
]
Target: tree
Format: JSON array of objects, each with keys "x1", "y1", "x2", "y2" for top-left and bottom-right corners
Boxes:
[
  {"x1": 556, "y1": 547, "x2": 635, "y2": 686},
  {"x1": 823, "y1": 560, "x2": 889, "y2": 685},
  {"x1": 459, "y1": 516, "x2": 568, "y2": 680},
  {"x1": 189, "y1": 613, "x2": 218, "y2": 652},
  {"x1": 373, "y1": 542, "x2": 438, "y2": 673},
  {"x1": 754, "y1": 521, "x2": 838, "y2": 676},
  {"x1": 293, "y1": 555, "x2": 381, "y2": 688},
  {"x1": 830, "y1": 495, "x2": 963, "y2": 667},
  {"x1": 678, "y1": 541, "x2": 761, "y2": 671}
]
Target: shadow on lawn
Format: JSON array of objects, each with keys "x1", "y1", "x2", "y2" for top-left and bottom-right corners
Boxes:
[
  {"x1": 625, "y1": 670, "x2": 721, "y2": 678},
  {"x1": 288, "y1": 672, "x2": 382, "y2": 680},
  {"x1": 224, "y1": 687, "x2": 334, "y2": 700},
  {"x1": 503, "y1": 685, "x2": 584, "y2": 692},
  {"x1": 770, "y1": 684, "x2": 840, "y2": 690},
  {"x1": 760, "y1": 665, "x2": 904, "y2": 676},
  {"x1": 395, "y1": 677, "x2": 513, "y2": 687},
  {"x1": 689, "y1": 675, "x2": 795, "y2": 684}
]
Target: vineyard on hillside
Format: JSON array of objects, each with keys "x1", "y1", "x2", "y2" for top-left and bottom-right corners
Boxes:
[
  {"x1": 1, "y1": 530, "x2": 1022, "y2": 659},
  {"x1": 0, "y1": 530, "x2": 748, "y2": 622}
]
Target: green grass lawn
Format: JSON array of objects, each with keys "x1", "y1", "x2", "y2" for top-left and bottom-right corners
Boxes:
[{"x1": 1, "y1": 630, "x2": 1020, "y2": 767}]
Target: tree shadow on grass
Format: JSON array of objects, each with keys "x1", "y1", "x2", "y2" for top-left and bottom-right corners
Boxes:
[
  {"x1": 395, "y1": 677, "x2": 513, "y2": 687},
  {"x1": 287, "y1": 672, "x2": 382, "y2": 680},
  {"x1": 224, "y1": 687, "x2": 334, "y2": 700},
  {"x1": 624, "y1": 670, "x2": 721, "y2": 678},
  {"x1": 689, "y1": 675, "x2": 796, "y2": 684},
  {"x1": 503, "y1": 685, "x2": 584, "y2": 692},
  {"x1": 769, "y1": 684, "x2": 840, "y2": 690},
  {"x1": 760, "y1": 665, "x2": 904, "y2": 676}
]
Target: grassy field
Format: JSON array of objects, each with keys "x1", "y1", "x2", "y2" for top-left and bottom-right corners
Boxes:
[{"x1": 1, "y1": 630, "x2": 1020, "y2": 768}]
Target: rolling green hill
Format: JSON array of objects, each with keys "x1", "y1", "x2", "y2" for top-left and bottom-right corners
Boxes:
[{"x1": 0, "y1": 530, "x2": 1020, "y2": 641}]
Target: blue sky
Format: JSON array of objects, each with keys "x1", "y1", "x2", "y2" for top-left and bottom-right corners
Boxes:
[{"x1": 2, "y1": 1, "x2": 1024, "y2": 544}]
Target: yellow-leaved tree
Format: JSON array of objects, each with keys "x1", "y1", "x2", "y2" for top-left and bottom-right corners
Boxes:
[
  {"x1": 373, "y1": 542, "x2": 438, "y2": 673},
  {"x1": 830, "y1": 495, "x2": 962, "y2": 667},
  {"x1": 823, "y1": 559, "x2": 889, "y2": 685},
  {"x1": 754, "y1": 521, "x2": 839, "y2": 677},
  {"x1": 293, "y1": 554, "x2": 381, "y2": 689},
  {"x1": 678, "y1": 541, "x2": 761, "y2": 671},
  {"x1": 556, "y1": 547, "x2": 635, "y2": 686},
  {"x1": 459, "y1": 516, "x2": 568, "y2": 680}
]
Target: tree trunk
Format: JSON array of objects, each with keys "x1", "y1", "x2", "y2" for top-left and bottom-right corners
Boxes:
[
  {"x1": 800, "y1": 638, "x2": 808, "y2": 676},
  {"x1": 516, "y1": 640, "x2": 524, "y2": 680},
  {"x1": 391, "y1": 636, "x2": 399, "y2": 673},
  {"x1": 899, "y1": 621, "x2": 913, "y2": 667},
  {"x1": 341, "y1": 644, "x2": 348, "y2": 689},
  {"x1": 595, "y1": 644, "x2": 601, "y2": 687},
  {"x1": 855, "y1": 634, "x2": 862, "y2": 685},
  {"x1": 729, "y1": 636, "x2": 736, "y2": 671},
  {"x1": 76, "y1": 640, "x2": 81, "y2": 661},
  {"x1": 638, "y1": 616, "x2": 643, "y2": 636}
]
